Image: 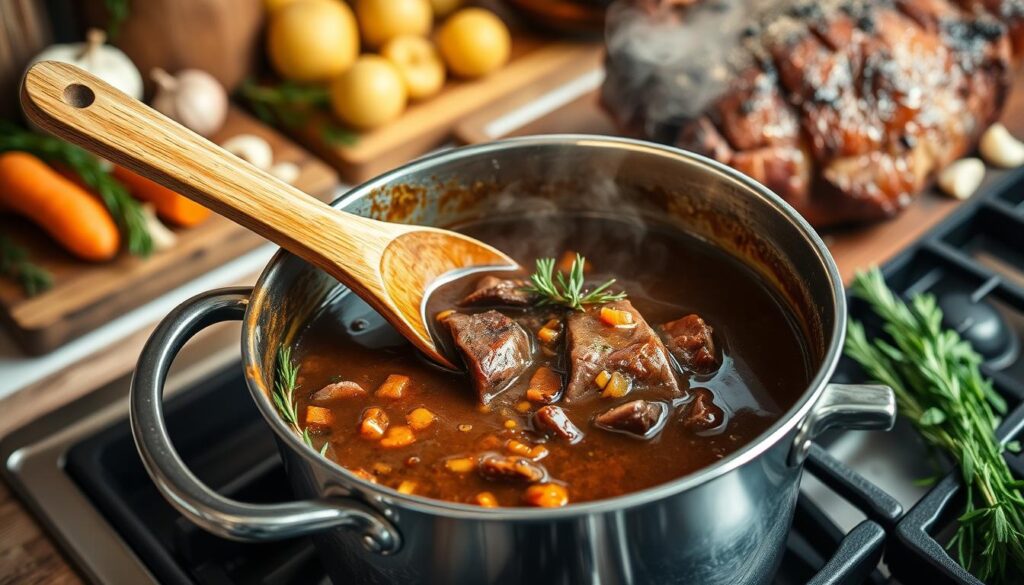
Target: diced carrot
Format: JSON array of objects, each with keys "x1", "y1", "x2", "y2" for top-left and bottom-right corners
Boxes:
[
  {"x1": 458, "y1": 424, "x2": 473, "y2": 432},
  {"x1": 445, "y1": 457, "x2": 476, "y2": 473},
  {"x1": 397, "y1": 480, "x2": 417, "y2": 494},
  {"x1": 504, "y1": 419, "x2": 517, "y2": 430},
  {"x1": 556, "y1": 251, "x2": 592, "y2": 273},
  {"x1": 530, "y1": 445, "x2": 549, "y2": 460},
  {"x1": 352, "y1": 468, "x2": 377, "y2": 483},
  {"x1": 506, "y1": 439, "x2": 533, "y2": 457},
  {"x1": 599, "y1": 307, "x2": 634, "y2": 327},
  {"x1": 523, "y1": 483, "x2": 569, "y2": 508},
  {"x1": 595, "y1": 370, "x2": 611, "y2": 389},
  {"x1": 526, "y1": 366, "x2": 562, "y2": 403},
  {"x1": 376, "y1": 374, "x2": 411, "y2": 399},
  {"x1": 406, "y1": 407, "x2": 436, "y2": 431},
  {"x1": 435, "y1": 309, "x2": 456, "y2": 322},
  {"x1": 380, "y1": 425, "x2": 416, "y2": 448},
  {"x1": 475, "y1": 491, "x2": 499, "y2": 508},
  {"x1": 371, "y1": 462, "x2": 393, "y2": 476},
  {"x1": 359, "y1": 407, "x2": 389, "y2": 440},
  {"x1": 537, "y1": 326, "x2": 560, "y2": 344},
  {"x1": 602, "y1": 372, "x2": 632, "y2": 398},
  {"x1": 305, "y1": 406, "x2": 334, "y2": 432},
  {"x1": 515, "y1": 400, "x2": 532, "y2": 413}
]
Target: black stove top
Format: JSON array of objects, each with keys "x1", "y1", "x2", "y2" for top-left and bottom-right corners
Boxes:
[{"x1": 6, "y1": 170, "x2": 1024, "y2": 584}]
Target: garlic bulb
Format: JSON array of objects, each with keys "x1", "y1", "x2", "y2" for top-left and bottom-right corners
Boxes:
[
  {"x1": 151, "y1": 68, "x2": 229, "y2": 137},
  {"x1": 29, "y1": 29, "x2": 143, "y2": 99},
  {"x1": 221, "y1": 134, "x2": 274, "y2": 170}
]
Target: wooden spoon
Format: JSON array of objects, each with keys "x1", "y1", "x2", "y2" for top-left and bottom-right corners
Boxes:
[{"x1": 21, "y1": 61, "x2": 517, "y2": 368}]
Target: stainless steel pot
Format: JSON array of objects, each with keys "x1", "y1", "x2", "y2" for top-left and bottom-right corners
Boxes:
[{"x1": 131, "y1": 135, "x2": 896, "y2": 585}]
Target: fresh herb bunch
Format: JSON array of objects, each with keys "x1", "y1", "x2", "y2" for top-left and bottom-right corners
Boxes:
[
  {"x1": 523, "y1": 254, "x2": 626, "y2": 311},
  {"x1": 0, "y1": 122, "x2": 152, "y2": 256},
  {"x1": 236, "y1": 79, "x2": 357, "y2": 146},
  {"x1": 845, "y1": 268, "x2": 1024, "y2": 584},
  {"x1": 273, "y1": 346, "x2": 329, "y2": 455},
  {"x1": 103, "y1": 0, "x2": 131, "y2": 39},
  {"x1": 0, "y1": 235, "x2": 53, "y2": 296}
]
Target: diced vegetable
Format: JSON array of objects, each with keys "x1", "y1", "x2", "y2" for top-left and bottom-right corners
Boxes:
[
  {"x1": 595, "y1": 370, "x2": 611, "y2": 389},
  {"x1": 359, "y1": 407, "x2": 389, "y2": 440},
  {"x1": 380, "y1": 425, "x2": 416, "y2": 448},
  {"x1": 305, "y1": 405, "x2": 334, "y2": 432},
  {"x1": 506, "y1": 439, "x2": 532, "y2": 457},
  {"x1": 530, "y1": 445, "x2": 549, "y2": 460},
  {"x1": 599, "y1": 306, "x2": 634, "y2": 328},
  {"x1": 436, "y1": 309, "x2": 456, "y2": 322},
  {"x1": 525, "y1": 366, "x2": 562, "y2": 403},
  {"x1": 458, "y1": 423, "x2": 473, "y2": 432},
  {"x1": 537, "y1": 319, "x2": 563, "y2": 344},
  {"x1": 523, "y1": 483, "x2": 569, "y2": 508},
  {"x1": 406, "y1": 407, "x2": 436, "y2": 430},
  {"x1": 397, "y1": 480, "x2": 417, "y2": 494},
  {"x1": 376, "y1": 374, "x2": 411, "y2": 399},
  {"x1": 556, "y1": 250, "x2": 591, "y2": 274},
  {"x1": 352, "y1": 468, "x2": 377, "y2": 483},
  {"x1": 515, "y1": 400, "x2": 532, "y2": 413},
  {"x1": 310, "y1": 380, "x2": 366, "y2": 403},
  {"x1": 444, "y1": 457, "x2": 476, "y2": 473},
  {"x1": 602, "y1": 372, "x2": 632, "y2": 398},
  {"x1": 504, "y1": 419, "x2": 517, "y2": 429},
  {"x1": 474, "y1": 491, "x2": 499, "y2": 508},
  {"x1": 371, "y1": 462, "x2": 393, "y2": 476}
]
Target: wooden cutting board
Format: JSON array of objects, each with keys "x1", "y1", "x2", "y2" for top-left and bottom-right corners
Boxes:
[
  {"x1": 288, "y1": 39, "x2": 604, "y2": 184},
  {"x1": 457, "y1": 70, "x2": 1024, "y2": 283},
  {"x1": 0, "y1": 106, "x2": 338, "y2": 355}
]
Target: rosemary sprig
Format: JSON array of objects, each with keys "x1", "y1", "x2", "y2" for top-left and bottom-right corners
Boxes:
[
  {"x1": 0, "y1": 235, "x2": 53, "y2": 296},
  {"x1": 0, "y1": 122, "x2": 152, "y2": 256},
  {"x1": 236, "y1": 79, "x2": 357, "y2": 146},
  {"x1": 273, "y1": 346, "x2": 329, "y2": 455},
  {"x1": 845, "y1": 268, "x2": 1024, "y2": 584},
  {"x1": 522, "y1": 254, "x2": 626, "y2": 311}
]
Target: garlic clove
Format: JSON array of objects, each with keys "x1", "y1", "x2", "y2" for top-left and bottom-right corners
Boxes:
[
  {"x1": 151, "y1": 68, "x2": 228, "y2": 138},
  {"x1": 269, "y1": 161, "x2": 301, "y2": 184},
  {"x1": 979, "y1": 123, "x2": 1024, "y2": 169},
  {"x1": 140, "y1": 203, "x2": 178, "y2": 252},
  {"x1": 937, "y1": 157, "x2": 985, "y2": 200},
  {"x1": 220, "y1": 134, "x2": 274, "y2": 170}
]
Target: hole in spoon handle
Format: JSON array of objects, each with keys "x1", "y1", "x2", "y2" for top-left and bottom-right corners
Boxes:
[{"x1": 63, "y1": 83, "x2": 95, "y2": 108}]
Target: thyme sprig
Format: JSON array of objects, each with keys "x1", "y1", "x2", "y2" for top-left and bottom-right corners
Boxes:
[
  {"x1": 0, "y1": 235, "x2": 53, "y2": 296},
  {"x1": 522, "y1": 254, "x2": 626, "y2": 311},
  {"x1": 273, "y1": 347, "x2": 328, "y2": 455},
  {"x1": 845, "y1": 268, "x2": 1024, "y2": 584},
  {"x1": 0, "y1": 122, "x2": 152, "y2": 256},
  {"x1": 236, "y1": 79, "x2": 357, "y2": 146}
]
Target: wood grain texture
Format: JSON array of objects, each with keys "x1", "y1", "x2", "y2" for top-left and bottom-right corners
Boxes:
[
  {"x1": 0, "y1": 479, "x2": 81, "y2": 585},
  {"x1": 21, "y1": 61, "x2": 515, "y2": 367},
  {"x1": 0, "y1": 105, "x2": 338, "y2": 355}
]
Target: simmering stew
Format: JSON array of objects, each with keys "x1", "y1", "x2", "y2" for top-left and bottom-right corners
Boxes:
[{"x1": 291, "y1": 213, "x2": 810, "y2": 508}]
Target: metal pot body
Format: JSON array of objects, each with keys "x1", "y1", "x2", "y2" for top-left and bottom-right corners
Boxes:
[{"x1": 131, "y1": 136, "x2": 896, "y2": 585}]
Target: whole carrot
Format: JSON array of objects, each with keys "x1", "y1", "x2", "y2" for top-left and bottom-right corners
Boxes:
[
  {"x1": 112, "y1": 165, "x2": 210, "y2": 227},
  {"x1": 0, "y1": 152, "x2": 119, "y2": 261}
]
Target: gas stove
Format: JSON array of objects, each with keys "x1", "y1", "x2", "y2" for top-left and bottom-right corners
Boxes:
[{"x1": 4, "y1": 170, "x2": 1024, "y2": 584}]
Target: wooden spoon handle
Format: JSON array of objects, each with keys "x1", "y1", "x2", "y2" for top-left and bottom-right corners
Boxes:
[{"x1": 20, "y1": 60, "x2": 391, "y2": 279}]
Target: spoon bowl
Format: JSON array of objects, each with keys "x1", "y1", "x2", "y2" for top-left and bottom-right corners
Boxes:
[{"x1": 21, "y1": 61, "x2": 517, "y2": 368}]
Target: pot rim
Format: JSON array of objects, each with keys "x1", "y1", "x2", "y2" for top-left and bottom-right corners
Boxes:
[{"x1": 243, "y1": 134, "x2": 846, "y2": 521}]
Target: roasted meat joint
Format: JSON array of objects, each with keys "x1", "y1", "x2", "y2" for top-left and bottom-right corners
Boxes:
[{"x1": 603, "y1": 0, "x2": 1024, "y2": 226}]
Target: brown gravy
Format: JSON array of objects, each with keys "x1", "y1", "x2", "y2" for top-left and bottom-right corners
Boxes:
[{"x1": 293, "y1": 213, "x2": 809, "y2": 507}]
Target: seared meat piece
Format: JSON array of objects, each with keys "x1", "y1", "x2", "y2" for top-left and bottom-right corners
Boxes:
[
  {"x1": 478, "y1": 454, "x2": 547, "y2": 483},
  {"x1": 565, "y1": 300, "x2": 680, "y2": 401},
  {"x1": 594, "y1": 400, "x2": 669, "y2": 438},
  {"x1": 447, "y1": 311, "x2": 532, "y2": 404},
  {"x1": 459, "y1": 276, "x2": 536, "y2": 307},
  {"x1": 681, "y1": 388, "x2": 725, "y2": 432},
  {"x1": 309, "y1": 381, "x2": 367, "y2": 403},
  {"x1": 660, "y1": 314, "x2": 718, "y2": 375},
  {"x1": 535, "y1": 405, "x2": 585, "y2": 443},
  {"x1": 602, "y1": 0, "x2": 1015, "y2": 226}
]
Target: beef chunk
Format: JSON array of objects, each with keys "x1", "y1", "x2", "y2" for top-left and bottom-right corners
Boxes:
[
  {"x1": 660, "y1": 314, "x2": 719, "y2": 375},
  {"x1": 459, "y1": 276, "x2": 535, "y2": 307},
  {"x1": 534, "y1": 405, "x2": 584, "y2": 443},
  {"x1": 681, "y1": 388, "x2": 725, "y2": 432},
  {"x1": 447, "y1": 311, "x2": 532, "y2": 404},
  {"x1": 478, "y1": 454, "x2": 547, "y2": 483},
  {"x1": 565, "y1": 301, "x2": 680, "y2": 401},
  {"x1": 594, "y1": 400, "x2": 669, "y2": 439},
  {"x1": 309, "y1": 381, "x2": 367, "y2": 403}
]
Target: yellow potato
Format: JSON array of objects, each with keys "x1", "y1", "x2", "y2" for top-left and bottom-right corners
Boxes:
[
  {"x1": 429, "y1": 0, "x2": 464, "y2": 17},
  {"x1": 437, "y1": 8, "x2": 510, "y2": 78},
  {"x1": 355, "y1": 0, "x2": 432, "y2": 48},
  {"x1": 381, "y1": 35, "x2": 446, "y2": 100},
  {"x1": 330, "y1": 55, "x2": 408, "y2": 129},
  {"x1": 267, "y1": 0, "x2": 359, "y2": 82}
]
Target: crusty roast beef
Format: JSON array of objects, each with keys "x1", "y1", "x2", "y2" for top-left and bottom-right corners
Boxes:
[{"x1": 602, "y1": 0, "x2": 1018, "y2": 226}]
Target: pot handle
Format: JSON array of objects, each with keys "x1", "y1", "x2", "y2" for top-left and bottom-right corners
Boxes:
[
  {"x1": 788, "y1": 383, "x2": 897, "y2": 466},
  {"x1": 130, "y1": 287, "x2": 401, "y2": 554}
]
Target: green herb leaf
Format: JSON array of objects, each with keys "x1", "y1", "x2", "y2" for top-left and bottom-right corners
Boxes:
[
  {"x1": 845, "y1": 268, "x2": 1024, "y2": 584},
  {"x1": 0, "y1": 235, "x2": 53, "y2": 296},
  {"x1": 522, "y1": 254, "x2": 626, "y2": 311},
  {"x1": 272, "y1": 346, "x2": 328, "y2": 458},
  {"x1": 103, "y1": 0, "x2": 130, "y2": 39}
]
